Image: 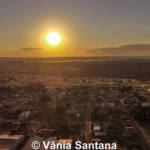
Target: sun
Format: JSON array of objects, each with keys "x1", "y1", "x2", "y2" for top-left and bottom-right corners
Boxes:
[{"x1": 46, "y1": 32, "x2": 61, "y2": 46}]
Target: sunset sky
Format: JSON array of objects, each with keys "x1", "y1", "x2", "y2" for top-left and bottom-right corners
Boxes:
[{"x1": 1, "y1": 0, "x2": 150, "y2": 57}]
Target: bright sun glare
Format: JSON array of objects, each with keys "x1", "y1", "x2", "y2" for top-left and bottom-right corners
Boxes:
[{"x1": 46, "y1": 32, "x2": 61, "y2": 46}]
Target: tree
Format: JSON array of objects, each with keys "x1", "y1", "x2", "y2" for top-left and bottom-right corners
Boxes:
[{"x1": 104, "y1": 117, "x2": 124, "y2": 144}]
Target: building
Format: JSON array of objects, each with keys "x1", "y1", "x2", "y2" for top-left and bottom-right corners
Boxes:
[{"x1": 0, "y1": 133, "x2": 24, "y2": 150}]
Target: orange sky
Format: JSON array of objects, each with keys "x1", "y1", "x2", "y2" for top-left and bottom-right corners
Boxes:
[{"x1": 1, "y1": 0, "x2": 150, "y2": 57}]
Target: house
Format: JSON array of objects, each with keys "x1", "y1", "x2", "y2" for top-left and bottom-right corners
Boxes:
[
  {"x1": 104, "y1": 102, "x2": 115, "y2": 109},
  {"x1": 141, "y1": 102, "x2": 150, "y2": 108},
  {"x1": 92, "y1": 123, "x2": 107, "y2": 138},
  {"x1": 123, "y1": 126, "x2": 137, "y2": 137},
  {"x1": 110, "y1": 102, "x2": 116, "y2": 109},
  {"x1": 93, "y1": 125, "x2": 101, "y2": 132},
  {"x1": 37, "y1": 129, "x2": 55, "y2": 137},
  {"x1": 0, "y1": 133, "x2": 23, "y2": 150},
  {"x1": 94, "y1": 131, "x2": 107, "y2": 137},
  {"x1": 18, "y1": 111, "x2": 31, "y2": 121},
  {"x1": 91, "y1": 138, "x2": 101, "y2": 142},
  {"x1": 58, "y1": 139, "x2": 72, "y2": 144}
]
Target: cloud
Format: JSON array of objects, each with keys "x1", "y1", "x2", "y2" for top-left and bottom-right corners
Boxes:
[
  {"x1": 87, "y1": 44, "x2": 150, "y2": 55},
  {"x1": 21, "y1": 47, "x2": 43, "y2": 51},
  {"x1": 89, "y1": 44, "x2": 150, "y2": 52}
]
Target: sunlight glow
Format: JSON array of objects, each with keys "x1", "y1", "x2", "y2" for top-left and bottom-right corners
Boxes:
[{"x1": 46, "y1": 32, "x2": 61, "y2": 46}]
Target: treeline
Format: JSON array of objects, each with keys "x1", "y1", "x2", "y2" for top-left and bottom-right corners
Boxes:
[{"x1": 1, "y1": 60, "x2": 150, "y2": 79}]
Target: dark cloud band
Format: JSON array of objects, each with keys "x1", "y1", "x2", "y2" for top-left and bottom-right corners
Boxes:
[{"x1": 21, "y1": 47, "x2": 43, "y2": 51}]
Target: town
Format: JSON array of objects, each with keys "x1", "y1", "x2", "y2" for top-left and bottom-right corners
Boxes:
[{"x1": 0, "y1": 62, "x2": 150, "y2": 150}]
